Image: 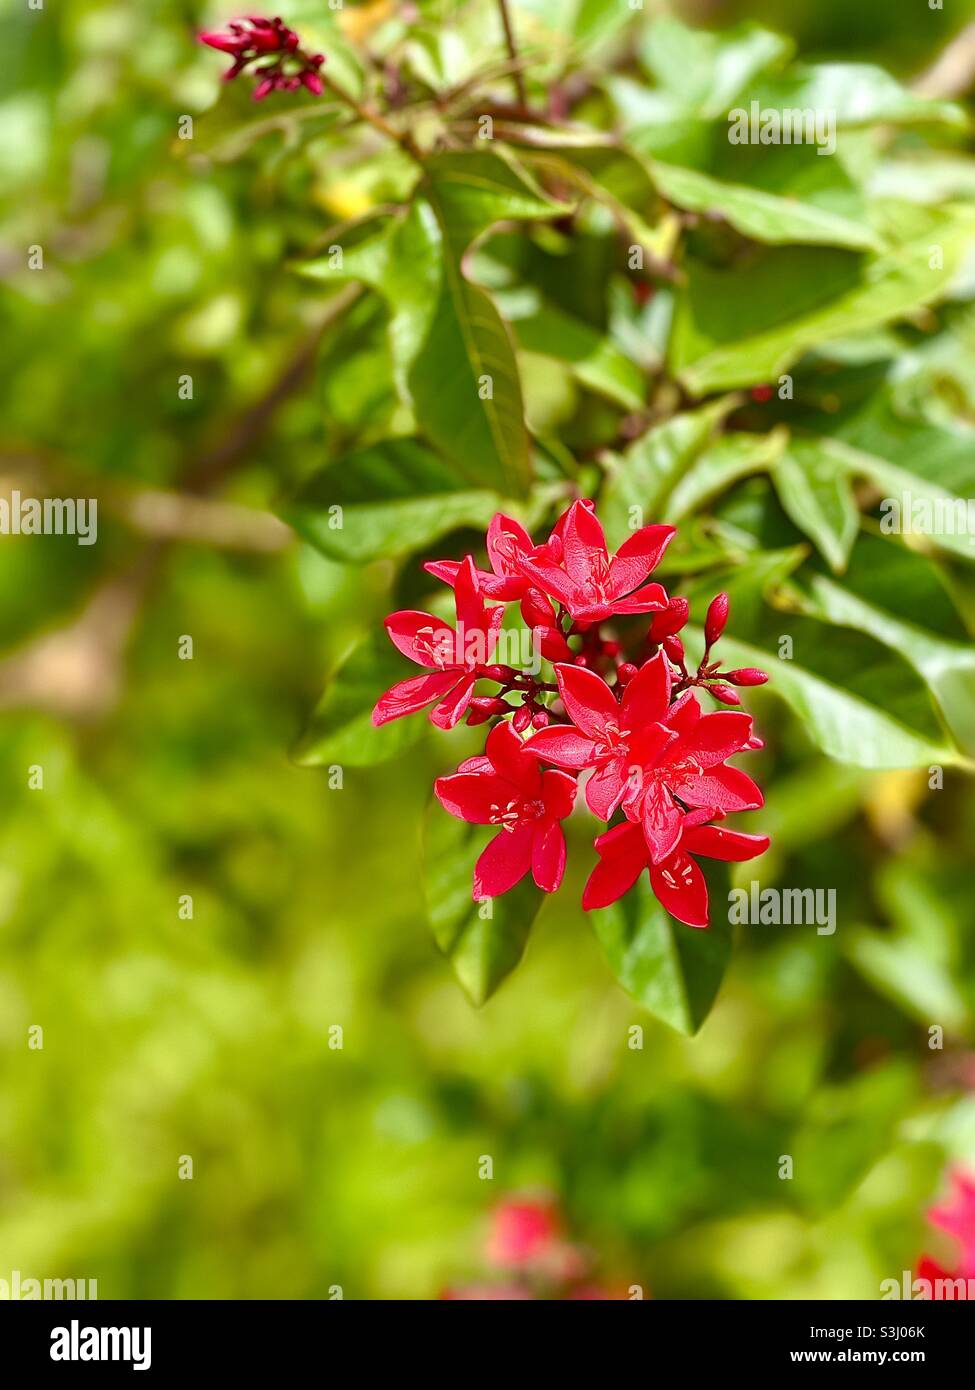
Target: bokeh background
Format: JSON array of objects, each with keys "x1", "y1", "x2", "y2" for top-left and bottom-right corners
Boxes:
[{"x1": 3, "y1": 0, "x2": 975, "y2": 1299}]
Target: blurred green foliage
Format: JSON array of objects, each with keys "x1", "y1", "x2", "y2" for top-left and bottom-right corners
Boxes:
[{"x1": 2, "y1": 0, "x2": 975, "y2": 1300}]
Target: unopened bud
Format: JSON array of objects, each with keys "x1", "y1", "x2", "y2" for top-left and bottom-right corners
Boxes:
[
  {"x1": 520, "y1": 587, "x2": 555, "y2": 628},
  {"x1": 725, "y1": 667, "x2": 769, "y2": 687},
  {"x1": 704, "y1": 593, "x2": 729, "y2": 648},
  {"x1": 480, "y1": 663, "x2": 516, "y2": 683},
  {"x1": 662, "y1": 635, "x2": 684, "y2": 663},
  {"x1": 532, "y1": 709, "x2": 550, "y2": 729},
  {"x1": 466, "y1": 697, "x2": 508, "y2": 726},
  {"x1": 512, "y1": 704, "x2": 532, "y2": 733},
  {"x1": 536, "y1": 626, "x2": 573, "y2": 663},
  {"x1": 601, "y1": 639, "x2": 621, "y2": 659},
  {"x1": 707, "y1": 682, "x2": 740, "y2": 705},
  {"x1": 616, "y1": 662, "x2": 638, "y2": 686},
  {"x1": 650, "y1": 597, "x2": 688, "y2": 642}
]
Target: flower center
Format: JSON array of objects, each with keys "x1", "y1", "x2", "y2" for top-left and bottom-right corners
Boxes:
[{"x1": 488, "y1": 797, "x2": 544, "y2": 829}]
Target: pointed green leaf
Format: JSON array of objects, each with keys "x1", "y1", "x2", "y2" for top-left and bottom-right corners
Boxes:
[
  {"x1": 287, "y1": 438, "x2": 500, "y2": 563},
  {"x1": 422, "y1": 800, "x2": 544, "y2": 1005},
  {"x1": 589, "y1": 865, "x2": 733, "y2": 1035},
  {"x1": 772, "y1": 441, "x2": 859, "y2": 573}
]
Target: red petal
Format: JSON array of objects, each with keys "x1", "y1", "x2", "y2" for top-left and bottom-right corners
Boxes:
[
  {"x1": 608, "y1": 581, "x2": 669, "y2": 614},
  {"x1": 384, "y1": 610, "x2": 457, "y2": 667},
  {"x1": 435, "y1": 772, "x2": 511, "y2": 824},
  {"x1": 486, "y1": 720, "x2": 540, "y2": 793},
  {"x1": 453, "y1": 555, "x2": 485, "y2": 634},
  {"x1": 677, "y1": 764, "x2": 764, "y2": 814},
  {"x1": 473, "y1": 825, "x2": 534, "y2": 897},
  {"x1": 609, "y1": 524, "x2": 675, "y2": 594},
  {"x1": 371, "y1": 670, "x2": 457, "y2": 725},
  {"x1": 649, "y1": 851, "x2": 709, "y2": 928},
  {"x1": 555, "y1": 663, "x2": 620, "y2": 737},
  {"x1": 532, "y1": 820, "x2": 566, "y2": 892},
  {"x1": 676, "y1": 710, "x2": 753, "y2": 768},
  {"x1": 682, "y1": 824, "x2": 770, "y2": 862},
  {"x1": 487, "y1": 513, "x2": 534, "y2": 576},
  {"x1": 640, "y1": 781, "x2": 684, "y2": 863},
  {"x1": 560, "y1": 499, "x2": 608, "y2": 585},
  {"x1": 522, "y1": 724, "x2": 599, "y2": 770},
  {"x1": 621, "y1": 650, "x2": 671, "y2": 727},
  {"x1": 582, "y1": 822, "x2": 648, "y2": 910},
  {"x1": 541, "y1": 769, "x2": 577, "y2": 821},
  {"x1": 423, "y1": 559, "x2": 462, "y2": 586},
  {"x1": 585, "y1": 761, "x2": 626, "y2": 820},
  {"x1": 430, "y1": 673, "x2": 477, "y2": 729},
  {"x1": 665, "y1": 690, "x2": 701, "y2": 736},
  {"x1": 516, "y1": 556, "x2": 578, "y2": 608}
]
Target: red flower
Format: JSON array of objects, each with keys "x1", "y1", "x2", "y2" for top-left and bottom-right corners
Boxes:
[
  {"x1": 516, "y1": 499, "x2": 674, "y2": 623},
  {"x1": 425, "y1": 513, "x2": 561, "y2": 638},
  {"x1": 435, "y1": 722, "x2": 576, "y2": 895},
  {"x1": 199, "y1": 16, "x2": 324, "y2": 99},
  {"x1": 525, "y1": 652, "x2": 762, "y2": 861},
  {"x1": 372, "y1": 557, "x2": 503, "y2": 730},
  {"x1": 582, "y1": 815, "x2": 769, "y2": 926},
  {"x1": 486, "y1": 1197, "x2": 562, "y2": 1267}
]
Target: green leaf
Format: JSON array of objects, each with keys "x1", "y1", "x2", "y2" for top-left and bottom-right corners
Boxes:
[
  {"x1": 747, "y1": 63, "x2": 966, "y2": 131},
  {"x1": 815, "y1": 435, "x2": 975, "y2": 566},
  {"x1": 422, "y1": 800, "x2": 544, "y2": 1005},
  {"x1": 665, "y1": 428, "x2": 789, "y2": 522},
  {"x1": 784, "y1": 534, "x2": 975, "y2": 755},
  {"x1": 600, "y1": 397, "x2": 739, "y2": 546},
  {"x1": 649, "y1": 160, "x2": 882, "y2": 251},
  {"x1": 640, "y1": 17, "x2": 793, "y2": 118},
  {"x1": 406, "y1": 151, "x2": 569, "y2": 498},
  {"x1": 508, "y1": 298, "x2": 646, "y2": 409},
  {"x1": 588, "y1": 865, "x2": 733, "y2": 1034},
  {"x1": 293, "y1": 633, "x2": 427, "y2": 768},
  {"x1": 671, "y1": 210, "x2": 975, "y2": 393},
  {"x1": 772, "y1": 440, "x2": 859, "y2": 573},
  {"x1": 287, "y1": 438, "x2": 500, "y2": 563}
]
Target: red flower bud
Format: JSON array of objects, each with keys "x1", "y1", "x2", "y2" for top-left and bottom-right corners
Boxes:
[
  {"x1": 512, "y1": 704, "x2": 532, "y2": 733},
  {"x1": 725, "y1": 667, "x2": 769, "y2": 687},
  {"x1": 480, "y1": 663, "x2": 516, "y2": 684},
  {"x1": 704, "y1": 593, "x2": 729, "y2": 648},
  {"x1": 650, "y1": 597, "x2": 688, "y2": 642},
  {"x1": 521, "y1": 587, "x2": 555, "y2": 628},
  {"x1": 662, "y1": 635, "x2": 684, "y2": 664},
  {"x1": 616, "y1": 662, "x2": 638, "y2": 686},
  {"x1": 535, "y1": 626, "x2": 573, "y2": 663},
  {"x1": 466, "y1": 697, "x2": 509, "y2": 725},
  {"x1": 707, "y1": 683, "x2": 741, "y2": 706},
  {"x1": 601, "y1": 639, "x2": 621, "y2": 659},
  {"x1": 750, "y1": 384, "x2": 773, "y2": 403},
  {"x1": 532, "y1": 710, "x2": 550, "y2": 729}
]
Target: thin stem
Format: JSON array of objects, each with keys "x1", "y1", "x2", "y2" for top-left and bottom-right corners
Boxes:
[
  {"x1": 497, "y1": 0, "x2": 528, "y2": 108},
  {"x1": 320, "y1": 73, "x2": 421, "y2": 161}
]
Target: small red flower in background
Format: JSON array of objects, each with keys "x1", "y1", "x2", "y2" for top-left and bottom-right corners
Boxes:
[
  {"x1": 199, "y1": 16, "x2": 325, "y2": 99},
  {"x1": 372, "y1": 499, "x2": 769, "y2": 928},
  {"x1": 916, "y1": 1169, "x2": 975, "y2": 1297},
  {"x1": 435, "y1": 722, "x2": 576, "y2": 895},
  {"x1": 443, "y1": 1196, "x2": 629, "y2": 1300}
]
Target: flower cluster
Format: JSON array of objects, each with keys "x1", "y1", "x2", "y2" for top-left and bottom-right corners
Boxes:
[
  {"x1": 373, "y1": 501, "x2": 769, "y2": 928},
  {"x1": 199, "y1": 15, "x2": 325, "y2": 99}
]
